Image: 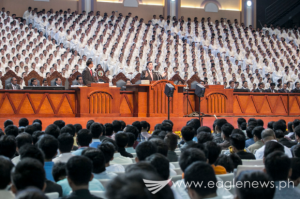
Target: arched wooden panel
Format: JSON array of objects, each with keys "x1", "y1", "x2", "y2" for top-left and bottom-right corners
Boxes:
[
  {"x1": 88, "y1": 92, "x2": 112, "y2": 114},
  {"x1": 207, "y1": 93, "x2": 226, "y2": 114}
]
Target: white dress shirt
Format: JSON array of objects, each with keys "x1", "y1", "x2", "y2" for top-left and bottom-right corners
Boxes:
[
  {"x1": 53, "y1": 152, "x2": 74, "y2": 163},
  {"x1": 255, "y1": 140, "x2": 293, "y2": 159}
]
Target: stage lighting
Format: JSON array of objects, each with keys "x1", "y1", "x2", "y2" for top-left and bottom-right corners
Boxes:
[
  {"x1": 164, "y1": 83, "x2": 175, "y2": 97},
  {"x1": 247, "y1": 0, "x2": 252, "y2": 7},
  {"x1": 195, "y1": 84, "x2": 206, "y2": 97}
]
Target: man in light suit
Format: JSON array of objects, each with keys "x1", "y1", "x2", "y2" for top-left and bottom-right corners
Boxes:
[
  {"x1": 5, "y1": 77, "x2": 21, "y2": 90},
  {"x1": 82, "y1": 60, "x2": 96, "y2": 86},
  {"x1": 141, "y1": 61, "x2": 160, "y2": 81}
]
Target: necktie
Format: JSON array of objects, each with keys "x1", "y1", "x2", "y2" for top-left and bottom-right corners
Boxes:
[
  {"x1": 89, "y1": 69, "x2": 93, "y2": 77},
  {"x1": 149, "y1": 71, "x2": 153, "y2": 81}
]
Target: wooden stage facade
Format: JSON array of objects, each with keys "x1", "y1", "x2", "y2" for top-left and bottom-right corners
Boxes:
[{"x1": 0, "y1": 80, "x2": 299, "y2": 130}]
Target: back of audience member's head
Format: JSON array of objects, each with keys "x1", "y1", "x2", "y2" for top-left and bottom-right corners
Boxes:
[
  {"x1": 32, "y1": 131, "x2": 45, "y2": 145},
  {"x1": 229, "y1": 130, "x2": 246, "y2": 151},
  {"x1": 204, "y1": 141, "x2": 221, "y2": 164},
  {"x1": 125, "y1": 132, "x2": 135, "y2": 147},
  {"x1": 104, "y1": 123, "x2": 114, "y2": 136},
  {"x1": 66, "y1": 156, "x2": 93, "y2": 187},
  {"x1": 0, "y1": 156, "x2": 14, "y2": 189},
  {"x1": 149, "y1": 138, "x2": 168, "y2": 156},
  {"x1": 120, "y1": 120, "x2": 126, "y2": 130},
  {"x1": 37, "y1": 134, "x2": 59, "y2": 160},
  {"x1": 246, "y1": 125, "x2": 255, "y2": 139},
  {"x1": 294, "y1": 125, "x2": 300, "y2": 140},
  {"x1": 90, "y1": 122, "x2": 103, "y2": 139},
  {"x1": 124, "y1": 125, "x2": 139, "y2": 141},
  {"x1": 240, "y1": 122, "x2": 247, "y2": 131},
  {"x1": 252, "y1": 126, "x2": 264, "y2": 140},
  {"x1": 164, "y1": 133, "x2": 178, "y2": 151},
  {"x1": 77, "y1": 129, "x2": 92, "y2": 147},
  {"x1": 11, "y1": 158, "x2": 45, "y2": 193},
  {"x1": 288, "y1": 122, "x2": 293, "y2": 132},
  {"x1": 60, "y1": 126, "x2": 74, "y2": 137},
  {"x1": 74, "y1": 124, "x2": 82, "y2": 134},
  {"x1": 132, "y1": 121, "x2": 142, "y2": 133},
  {"x1": 86, "y1": 120, "x2": 95, "y2": 130},
  {"x1": 0, "y1": 135, "x2": 16, "y2": 159},
  {"x1": 102, "y1": 138, "x2": 118, "y2": 150},
  {"x1": 184, "y1": 162, "x2": 217, "y2": 198},
  {"x1": 215, "y1": 119, "x2": 227, "y2": 133},
  {"x1": 248, "y1": 119, "x2": 258, "y2": 127},
  {"x1": 125, "y1": 161, "x2": 157, "y2": 174},
  {"x1": 106, "y1": 170, "x2": 174, "y2": 199},
  {"x1": 221, "y1": 123, "x2": 234, "y2": 139},
  {"x1": 19, "y1": 145, "x2": 44, "y2": 165},
  {"x1": 229, "y1": 153, "x2": 242, "y2": 169},
  {"x1": 140, "y1": 121, "x2": 149, "y2": 131},
  {"x1": 294, "y1": 144, "x2": 300, "y2": 158},
  {"x1": 45, "y1": 124, "x2": 60, "y2": 139},
  {"x1": 181, "y1": 126, "x2": 194, "y2": 141},
  {"x1": 263, "y1": 141, "x2": 284, "y2": 158},
  {"x1": 33, "y1": 119, "x2": 42, "y2": 126},
  {"x1": 82, "y1": 148, "x2": 105, "y2": 174},
  {"x1": 32, "y1": 123, "x2": 42, "y2": 132},
  {"x1": 197, "y1": 131, "x2": 213, "y2": 144},
  {"x1": 65, "y1": 124, "x2": 75, "y2": 136},
  {"x1": 197, "y1": 126, "x2": 211, "y2": 134},
  {"x1": 112, "y1": 120, "x2": 122, "y2": 132},
  {"x1": 24, "y1": 125, "x2": 36, "y2": 135},
  {"x1": 273, "y1": 121, "x2": 286, "y2": 133},
  {"x1": 58, "y1": 133, "x2": 74, "y2": 153},
  {"x1": 15, "y1": 186, "x2": 48, "y2": 199},
  {"x1": 115, "y1": 132, "x2": 128, "y2": 148},
  {"x1": 52, "y1": 162, "x2": 66, "y2": 182},
  {"x1": 274, "y1": 130, "x2": 285, "y2": 139},
  {"x1": 235, "y1": 171, "x2": 275, "y2": 199},
  {"x1": 146, "y1": 153, "x2": 170, "y2": 180},
  {"x1": 136, "y1": 141, "x2": 157, "y2": 161},
  {"x1": 4, "y1": 120, "x2": 13, "y2": 128},
  {"x1": 237, "y1": 118, "x2": 246, "y2": 127},
  {"x1": 179, "y1": 148, "x2": 207, "y2": 172},
  {"x1": 290, "y1": 158, "x2": 300, "y2": 186},
  {"x1": 98, "y1": 142, "x2": 115, "y2": 164},
  {"x1": 158, "y1": 131, "x2": 168, "y2": 140},
  {"x1": 215, "y1": 154, "x2": 235, "y2": 173},
  {"x1": 264, "y1": 151, "x2": 291, "y2": 181},
  {"x1": 5, "y1": 125, "x2": 18, "y2": 137},
  {"x1": 293, "y1": 119, "x2": 300, "y2": 130},
  {"x1": 161, "y1": 121, "x2": 173, "y2": 133},
  {"x1": 53, "y1": 120, "x2": 65, "y2": 129},
  {"x1": 16, "y1": 133, "x2": 32, "y2": 150},
  {"x1": 267, "y1": 121, "x2": 274, "y2": 129},
  {"x1": 19, "y1": 118, "x2": 29, "y2": 127},
  {"x1": 257, "y1": 119, "x2": 264, "y2": 127},
  {"x1": 154, "y1": 124, "x2": 162, "y2": 130},
  {"x1": 261, "y1": 129, "x2": 275, "y2": 142}
]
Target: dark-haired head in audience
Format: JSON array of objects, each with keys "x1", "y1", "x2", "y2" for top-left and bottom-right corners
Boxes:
[
  {"x1": 154, "y1": 123, "x2": 162, "y2": 130},
  {"x1": 125, "y1": 132, "x2": 135, "y2": 153},
  {"x1": 164, "y1": 133, "x2": 178, "y2": 162},
  {"x1": 32, "y1": 131, "x2": 45, "y2": 145},
  {"x1": 73, "y1": 129, "x2": 92, "y2": 155},
  {"x1": 179, "y1": 148, "x2": 207, "y2": 173},
  {"x1": 89, "y1": 122, "x2": 103, "y2": 148},
  {"x1": 292, "y1": 125, "x2": 300, "y2": 155},
  {"x1": 229, "y1": 129, "x2": 255, "y2": 160},
  {"x1": 4, "y1": 119, "x2": 13, "y2": 128},
  {"x1": 161, "y1": 121, "x2": 173, "y2": 133},
  {"x1": 19, "y1": 118, "x2": 29, "y2": 127},
  {"x1": 115, "y1": 132, "x2": 133, "y2": 158},
  {"x1": 45, "y1": 124, "x2": 60, "y2": 139},
  {"x1": 245, "y1": 125, "x2": 255, "y2": 148},
  {"x1": 98, "y1": 142, "x2": 116, "y2": 167},
  {"x1": 293, "y1": 144, "x2": 300, "y2": 158},
  {"x1": 135, "y1": 141, "x2": 157, "y2": 162},
  {"x1": 219, "y1": 123, "x2": 234, "y2": 150},
  {"x1": 53, "y1": 120, "x2": 65, "y2": 129},
  {"x1": 248, "y1": 118, "x2": 257, "y2": 127},
  {"x1": 235, "y1": 171, "x2": 275, "y2": 199},
  {"x1": 37, "y1": 134, "x2": 59, "y2": 181},
  {"x1": 180, "y1": 126, "x2": 195, "y2": 149},
  {"x1": 290, "y1": 158, "x2": 300, "y2": 186},
  {"x1": 33, "y1": 119, "x2": 42, "y2": 126},
  {"x1": 247, "y1": 126, "x2": 264, "y2": 153},
  {"x1": 52, "y1": 162, "x2": 67, "y2": 182},
  {"x1": 237, "y1": 118, "x2": 246, "y2": 129},
  {"x1": 0, "y1": 135, "x2": 16, "y2": 159},
  {"x1": 24, "y1": 125, "x2": 36, "y2": 136},
  {"x1": 19, "y1": 145, "x2": 44, "y2": 165},
  {"x1": 204, "y1": 141, "x2": 227, "y2": 174},
  {"x1": 5, "y1": 125, "x2": 19, "y2": 137},
  {"x1": 15, "y1": 133, "x2": 33, "y2": 161},
  {"x1": 140, "y1": 121, "x2": 151, "y2": 139},
  {"x1": 213, "y1": 119, "x2": 227, "y2": 143},
  {"x1": 73, "y1": 124, "x2": 82, "y2": 135},
  {"x1": 215, "y1": 154, "x2": 235, "y2": 173},
  {"x1": 86, "y1": 120, "x2": 95, "y2": 130},
  {"x1": 56, "y1": 133, "x2": 74, "y2": 158},
  {"x1": 65, "y1": 156, "x2": 95, "y2": 195},
  {"x1": 104, "y1": 123, "x2": 114, "y2": 138},
  {"x1": 11, "y1": 158, "x2": 46, "y2": 194},
  {"x1": 112, "y1": 120, "x2": 122, "y2": 135},
  {"x1": 0, "y1": 156, "x2": 14, "y2": 191},
  {"x1": 257, "y1": 119, "x2": 264, "y2": 127},
  {"x1": 196, "y1": 131, "x2": 213, "y2": 144},
  {"x1": 184, "y1": 161, "x2": 218, "y2": 199},
  {"x1": 146, "y1": 153, "x2": 170, "y2": 180}
]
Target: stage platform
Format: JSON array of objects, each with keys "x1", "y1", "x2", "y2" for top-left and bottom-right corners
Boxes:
[{"x1": 1, "y1": 116, "x2": 299, "y2": 131}]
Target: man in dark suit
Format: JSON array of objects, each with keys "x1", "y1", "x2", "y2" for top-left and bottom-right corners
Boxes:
[
  {"x1": 5, "y1": 77, "x2": 21, "y2": 90},
  {"x1": 254, "y1": 82, "x2": 265, "y2": 92},
  {"x1": 140, "y1": 61, "x2": 160, "y2": 81},
  {"x1": 291, "y1": 82, "x2": 300, "y2": 93},
  {"x1": 73, "y1": 75, "x2": 84, "y2": 86},
  {"x1": 31, "y1": 78, "x2": 38, "y2": 87},
  {"x1": 265, "y1": 83, "x2": 277, "y2": 93},
  {"x1": 241, "y1": 81, "x2": 250, "y2": 92},
  {"x1": 60, "y1": 156, "x2": 102, "y2": 199},
  {"x1": 82, "y1": 60, "x2": 96, "y2": 86},
  {"x1": 55, "y1": 78, "x2": 62, "y2": 86},
  {"x1": 42, "y1": 79, "x2": 48, "y2": 87},
  {"x1": 278, "y1": 83, "x2": 289, "y2": 93},
  {"x1": 226, "y1": 80, "x2": 235, "y2": 89}
]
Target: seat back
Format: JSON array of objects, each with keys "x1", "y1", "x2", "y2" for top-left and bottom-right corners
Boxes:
[
  {"x1": 236, "y1": 165, "x2": 265, "y2": 177},
  {"x1": 171, "y1": 175, "x2": 182, "y2": 183},
  {"x1": 45, "y1": 192, "x2": 59, "y2": 199},
  {"x1": 217, "y1": 173, "x2": 234, "y2": 184},
  {"x1": 174, "y1": 168, "x2": 183, "y2": 175},
  {"x1": 242, "y1": 159, "x2": 264, "y2": 166},
  {"x1": 171, "y1": 162, "x2": 180, "y2": 168},
  {"x1": 90, "y1": 191, "x2": 106, "y2": 199},
  {"x1": 99, "y1": 179, "x2": 111, "y2": 188}
]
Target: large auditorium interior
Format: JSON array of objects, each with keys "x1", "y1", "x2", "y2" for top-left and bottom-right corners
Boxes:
[{"x1": 0, "y1": 0, "x2": 300, "y2": 199}]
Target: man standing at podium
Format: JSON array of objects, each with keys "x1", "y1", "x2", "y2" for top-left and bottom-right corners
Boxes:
[
  {"x1": 141, "y1": 62, "x2": 160, "y2": 81},
  {"x1": 82, "y1": 60, "x2": 96, "y2": 86}
]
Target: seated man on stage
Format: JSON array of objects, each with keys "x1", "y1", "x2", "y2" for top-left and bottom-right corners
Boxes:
[
  {"x1": 141, "y1": 62, "x2": 160, "y2": 81},
  {"x1": 5, "y1": 77, "x2": 21, "y2": 90},
  {"x1": 291, "y1": 82, "x2": 300, "y2": 93},
  {"x1": 73, "y1": 75, "x2": 84, "y2": 86},
  {"x1": 55, "y1": 78, "x2": 62, "y2": 86},
  {"x1": 31, "y1": 78, "x2": 38, "y2": 87},
  {"x1": 82, "y1": 60, "x2": 96, "y2": 86}
]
